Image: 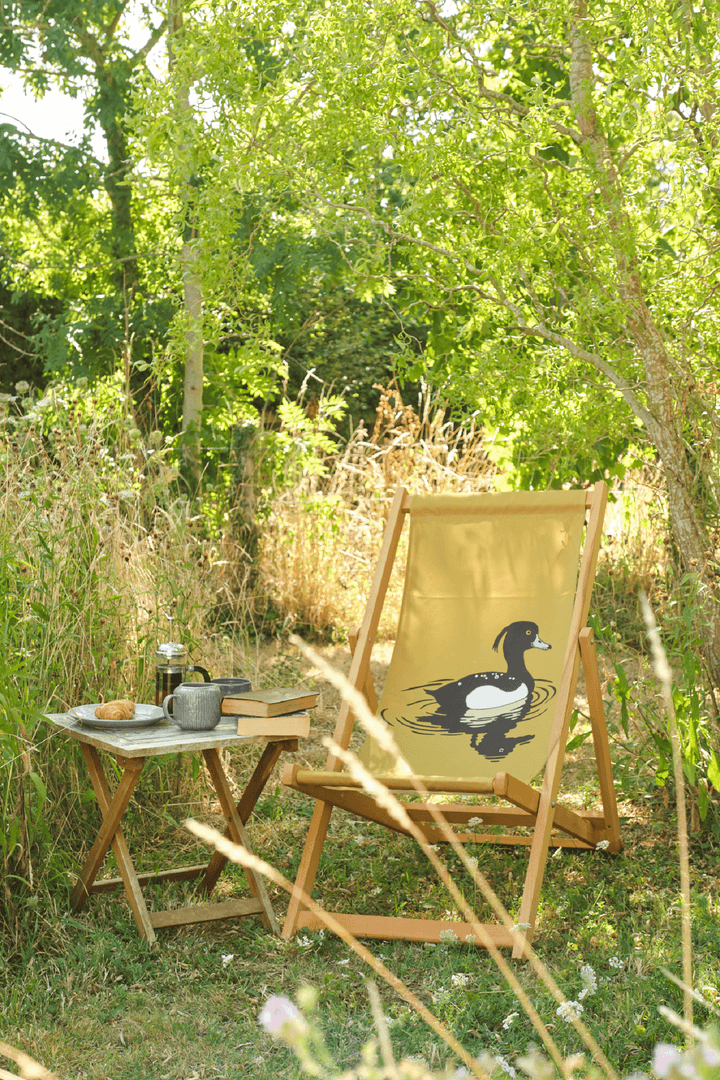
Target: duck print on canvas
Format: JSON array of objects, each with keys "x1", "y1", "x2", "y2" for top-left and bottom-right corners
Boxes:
[{"x1": 386, "y1": 621, "x2": 556, "y2": 761}]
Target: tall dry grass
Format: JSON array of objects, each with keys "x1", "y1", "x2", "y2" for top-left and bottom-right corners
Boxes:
[{"x1": 257, "y1": 385, "x2": 497, "y2": 639}]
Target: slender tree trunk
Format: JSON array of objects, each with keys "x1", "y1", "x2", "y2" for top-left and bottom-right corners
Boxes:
[
  {"x1": 181, "y1": 235, "x2": 204, "y2": 482},
  {"x1": 570, "y1": 4, "x2": 720, "y2": 686},
  {"x1": 95, "y1": 63, "x2": 156, "y2": 434},
  {"x1": 169, "y1": 0, "x2": 203, "y2": 490}
]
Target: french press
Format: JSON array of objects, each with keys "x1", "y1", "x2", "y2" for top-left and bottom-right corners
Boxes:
[{"x1": 154, "y1": 615, "x2": 211, "y2": 709}]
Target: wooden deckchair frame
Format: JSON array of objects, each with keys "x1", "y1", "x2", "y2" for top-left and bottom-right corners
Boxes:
[{"x1": 282, "y1": 483, "x2": 621, "y2": 959}]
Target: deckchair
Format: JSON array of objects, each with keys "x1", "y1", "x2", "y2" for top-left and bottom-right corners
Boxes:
[{"x1": 282, "y1": 484, "x2": 621, "y2": 958}]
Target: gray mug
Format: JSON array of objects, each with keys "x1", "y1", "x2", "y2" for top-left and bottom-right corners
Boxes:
[{"x1": 162, "y1": 681, "x2": 222, "y2": 731}]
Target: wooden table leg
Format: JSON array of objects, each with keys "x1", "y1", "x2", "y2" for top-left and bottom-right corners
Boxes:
[
  {"x1": 199, "y1": 740, "x2": 291, "y2": 896},
  {"x1": 201, "y1": 748, "x2": 280, "y2": 935},
  {"x1": 70, "y1": 746, "x2": 157, "y2": 944}
]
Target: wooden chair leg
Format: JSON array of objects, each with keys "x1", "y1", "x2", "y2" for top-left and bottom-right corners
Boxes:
[
  {"x1": 579, "y1": 629, "x2": 622, "y2": 852},
  {"x1": 282, "y1": 799, "x2": 334, "y2": 938}
]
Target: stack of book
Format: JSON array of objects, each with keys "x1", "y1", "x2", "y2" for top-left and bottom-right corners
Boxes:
[{"x1": 221, "y1": 687, "x2": 317, "y2": 737}]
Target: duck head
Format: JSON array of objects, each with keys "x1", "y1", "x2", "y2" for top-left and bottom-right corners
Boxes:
[{"x1": 492, "y1": 621, "x2": 551, "y2": 656}]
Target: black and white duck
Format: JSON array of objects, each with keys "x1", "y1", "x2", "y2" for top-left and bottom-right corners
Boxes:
[{"x1": 427, "y1": 621, "x2": 551, "y2": 720}]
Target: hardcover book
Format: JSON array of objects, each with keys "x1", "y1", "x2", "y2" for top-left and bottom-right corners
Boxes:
[
  {"x1": 234, "y1": 711, "x2": 311, "y2": 739},
  {"x1": 221, "y1": 687, "x2": 318, "y2": 717}
]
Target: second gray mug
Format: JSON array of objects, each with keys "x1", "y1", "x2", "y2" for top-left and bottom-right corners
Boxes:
[{"x1": 162, "y1": 682, "x2": 222, "y2": 731}]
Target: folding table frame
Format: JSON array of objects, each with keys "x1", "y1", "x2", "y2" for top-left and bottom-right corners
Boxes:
[{"x1": 48, "y1": 713, "x2": 299, "y2": 944}]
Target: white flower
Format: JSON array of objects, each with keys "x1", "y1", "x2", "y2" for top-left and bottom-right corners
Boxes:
[
  {"x1": 652, "y1": 1044, "x2": 682, "y2": 1077},
  {"x1": 452, "y1": 972, "x2": 471, "y2": 987},
  {"x1": 259, "y1": 996, "x2": 308, "y2": 1040},
  {"x1": 465, "y1": 934, "x2": 476, "y2": 945},
  {"x1": 701, "y1": 1043, "x2": 720, "y2": 1068},
  {"x1": 439, "y1": 929, "x2": 460, "y2": 942},
  {"x1": 556, "y1": 1000, "x2": 584, "y2": 1023},
  {"x1": 595, "y1": 839, "x2": 610, "y2": 851},
  {"x1": 468, "y1": 817, "x2": 483, "y2": 827},
  {"x1": 221, "y1": 953, "x2": 234, "y2": 968},
  {"x1": 512, "y1": 922, "x2": 531, "y2": 932},
  {"x1": 494, "y1": 1054, "x2": 517, "y2": 1077},
  {"x1": 15, "y1": 381, "x2": 29, "y2": 393},
  {"x1": 579, "y1": 964, "x2": 597, "y2": 999},
  {"x1": 502, "y1": 1012, "x2": 519, "y2": 1030},
  {"x1": 552, "y1": 847, "x2": 563, "y2": 858},
  {"x1": 608, "y1": 956, "x2": 624, "y2": 969}
]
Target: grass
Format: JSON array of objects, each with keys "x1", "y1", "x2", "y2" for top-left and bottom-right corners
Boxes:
[
  {"x1": 2, "y1": 790, "x2": 719, "y2": 1079},
  {"x1": 3, "y1": 636, "x2": 720, "y2": 1079},
  {"x1": 2, "y1": 378, "x2": 719, "y2": 1079}
]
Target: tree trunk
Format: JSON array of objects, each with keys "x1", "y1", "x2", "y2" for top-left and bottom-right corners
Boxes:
[
  {"x1": 181, "y1": 237, "x2": 204, "y2": 486},
  {"x1": 169, "y1": 0, "x2": 203, "y2": 492},
  {"x1": 570, "y1": 4, "x2": 720, "y2": 686},
  {"x1": 95, "y1": 62, "x2": 156, "y2": 435}
]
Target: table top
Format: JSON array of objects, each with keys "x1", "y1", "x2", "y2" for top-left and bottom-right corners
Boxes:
[{"x1": 45, "y1": 711, "x2": 285, "y2": 758}]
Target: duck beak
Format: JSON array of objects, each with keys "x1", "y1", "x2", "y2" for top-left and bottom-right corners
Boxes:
[{"x1": 532, "y1": 634, "x2": 551, "y2": 650}]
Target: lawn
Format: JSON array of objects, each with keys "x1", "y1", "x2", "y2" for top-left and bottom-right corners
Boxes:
[{"x1": 2, "y1": 641, "x2": 719, "y2": 1080}]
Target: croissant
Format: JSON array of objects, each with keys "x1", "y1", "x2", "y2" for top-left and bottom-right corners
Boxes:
[{"x1": 94, "y1": 699, "x2": 135, "y2": 721}]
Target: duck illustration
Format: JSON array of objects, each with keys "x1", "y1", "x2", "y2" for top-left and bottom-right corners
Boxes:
[
  {"x1": 384, "y1": 620, "x2": 555, "y2": 762},
  {"x1": 427, "y1": 621, "x2": 551, "y2": 721}
]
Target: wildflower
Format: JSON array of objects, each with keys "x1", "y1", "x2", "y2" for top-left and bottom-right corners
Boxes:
[
  {"x1": 15, "y1": 381, "x2": 29, "y2": 394},
  {"x1": 220, "y1": 953, "x2": 234, "y2": 968},
  {"x1": 465, "y1": 934, "x2": 477, "y2": 945},
  {"x1": 502, "y1": 1012, "x2": 519, "y2": 1030},
  {"x1": 652, "y1": 1043, "x2": 682, "y2": 1077},
  {"x1": 468, "y1": 817, "x2": 483, "y2": 828},
  {"x1": 578, "y1": 964, "x2": 597, "y2": 1000},
  {"x1": 439, "y1": 929, "x2": 460, "y2": 942},
  {"x1": 495, "y1": 1054, "x2": 517, "y2": 1077},
  {"x1": 259, "y1": 996, "x2": 308, "y2": 1041},
  {"x1": 552, "y1": 847, "x2": 563, "y2": 858},
  {"x1": 608, "y1": 956, "x2": 624, "y2": 969},
  {"x1": 701, "y1": 1043, "x2": 720, "y2": 1068},
  {"x1": 556, "y1": 1000, "x2": 584, "y2": 1023},
  {"x1": 512, "y1": 922, "x2": 531, "y2": 932},
  {"x1": 595, "y1": 840, "x2": 610, "y2": 851},
  {"x1": 452, "y1": 972, "x2": 471, "y2": 987}
]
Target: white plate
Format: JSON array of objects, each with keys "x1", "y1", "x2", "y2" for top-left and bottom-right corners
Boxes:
[{"x1": 70, "y1": 703, "x2": 164, "y2": 729}]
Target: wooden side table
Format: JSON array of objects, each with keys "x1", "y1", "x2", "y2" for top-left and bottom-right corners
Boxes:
[{"x1": 47, "y1": 713, "x2": 301, "y2": 944}]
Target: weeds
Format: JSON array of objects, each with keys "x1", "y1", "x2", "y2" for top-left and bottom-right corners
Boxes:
[{"x1": 1, "y1": 377, "x2": 719, "y2": 1079}]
